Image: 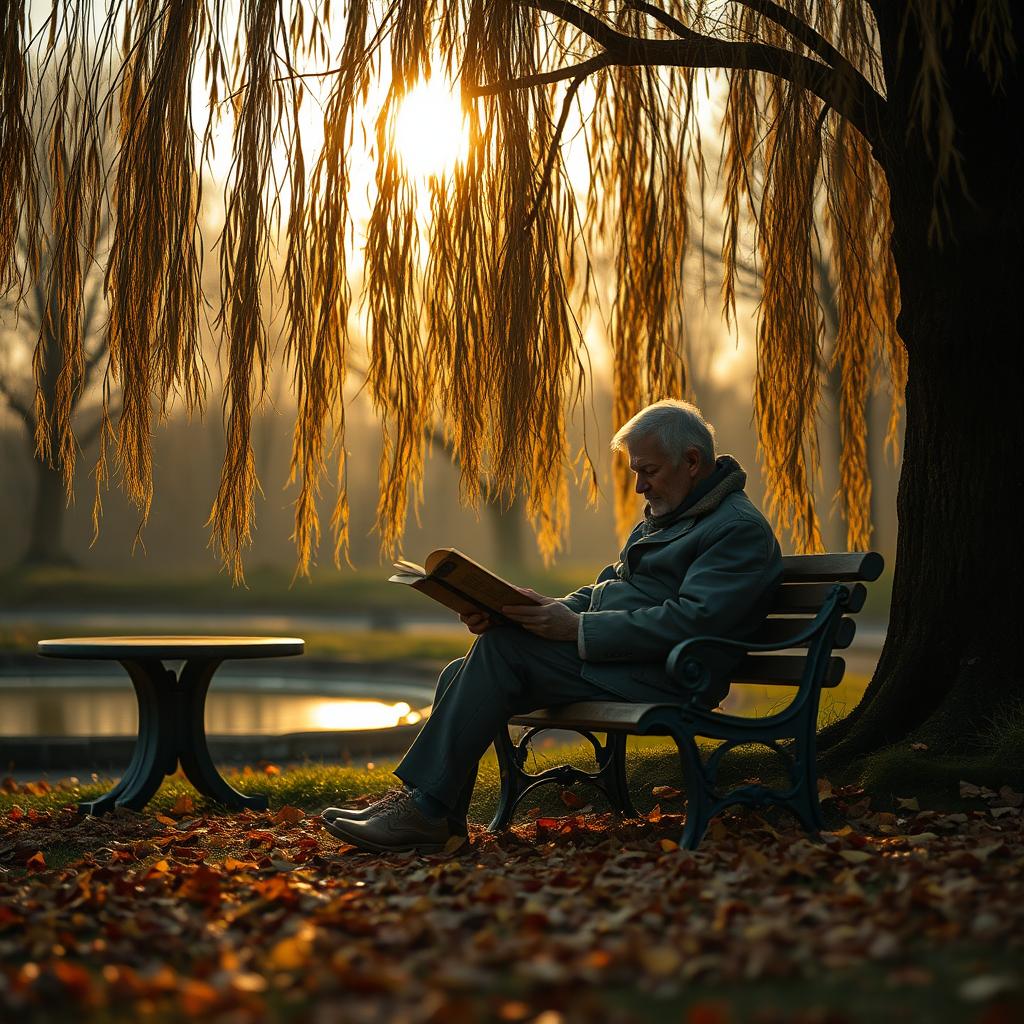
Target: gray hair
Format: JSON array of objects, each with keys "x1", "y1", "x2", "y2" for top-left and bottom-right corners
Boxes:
[{"x1": 611, "y1": 399, "x2": 717, "y2": 466}]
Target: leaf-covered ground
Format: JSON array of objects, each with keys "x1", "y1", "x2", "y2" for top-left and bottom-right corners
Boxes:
[{"x1": 1, "y1": 779, "x2": 1022, "y2": 1024}]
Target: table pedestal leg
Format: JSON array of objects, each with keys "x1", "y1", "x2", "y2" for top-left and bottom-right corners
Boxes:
[
  {"x1": 177, "y1": 659, "x2": 268, "y2": 811},
  {"x1": 79, "y1": 659, "x2": 176, "y2": 815},
  {"x1": 78, "y1": 657, "x2": 268, "y2": 815}
]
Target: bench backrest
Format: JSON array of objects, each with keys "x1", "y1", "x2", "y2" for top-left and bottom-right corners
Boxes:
[{"x1": 730, "y1": 551, "x2": 884, "y2": 689}]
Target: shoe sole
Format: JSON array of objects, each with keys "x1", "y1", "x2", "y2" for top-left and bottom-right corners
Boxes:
[{"x1": 320, "y1": 814, "x2": 449, "y2": 854}]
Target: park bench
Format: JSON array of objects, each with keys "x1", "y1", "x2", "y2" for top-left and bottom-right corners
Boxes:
[{"x1": 489, "y1": 551, "x2": 884, "y2": 850}]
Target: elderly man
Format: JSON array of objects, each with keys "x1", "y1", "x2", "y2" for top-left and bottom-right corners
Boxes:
[{"x1": 322, "y1": 399, "x2": 783, "y2": 852}]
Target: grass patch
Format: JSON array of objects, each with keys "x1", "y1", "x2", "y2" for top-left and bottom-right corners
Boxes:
[
  {"x1": 0, "y1": 734, "x2": 852, "y2": 824},
  {"x1": 0, "y1": 738, "x2": 694, "y2": 822},
  {"x1": 0, "y1": 761, "x2": 402, "y2": 818},
  {"x1": 988, "y1": 700, "x2": 1024, "y2": 765},
  {"x1": 723, "y1": 673, "x2": 868, "y2": 730}
]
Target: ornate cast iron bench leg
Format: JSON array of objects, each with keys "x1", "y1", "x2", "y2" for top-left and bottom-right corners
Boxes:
[
  {"x1": 673, "y1": 731, "x2": 713, "y2": 851},
  {"x1": 605, "y1": 732, "x2": 638, "y2": 818},
  {"x1": 789, "y1": 732, "x2": 825, "y2": 835},
  {"x1": 489, "y1": 723, "x2": 639, "y2": 830},
  {"x1": 661, "y1": 717, "x2": 823, "y2": 849},
  {"x1": 489, "y1": 726, "x2": 525, "y2": 831}
]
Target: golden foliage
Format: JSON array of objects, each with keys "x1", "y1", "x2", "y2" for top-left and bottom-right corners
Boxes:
[
  {"x1": 106, "y1": 0, "x2": 205, "y2": 541},
  {"x1": 0, "y1": 0, "x2": 35, "y2": 295},
  {"x1": 754, "y1": 79, "x2": 826, "y2": 554},
  {"x1": 1, "y1": 1, "x2": 1013, "y2": 574}
]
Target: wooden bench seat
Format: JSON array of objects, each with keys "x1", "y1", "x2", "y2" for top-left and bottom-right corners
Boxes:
[{"x1": 489, "y1": 551, "x2": 884, "y2": 850}]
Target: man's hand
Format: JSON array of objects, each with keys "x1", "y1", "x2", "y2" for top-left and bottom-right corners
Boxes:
[
  {"x1": 501, "y1": 588, "x2": 579, "y2": 641},
  {"x1": 459, "y1": 611, "x2": 492, "y2": 635}
]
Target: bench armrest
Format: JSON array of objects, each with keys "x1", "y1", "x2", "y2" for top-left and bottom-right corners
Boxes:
[{"x1": 665, "y1": 585, "x2": 849, "y2": 702}]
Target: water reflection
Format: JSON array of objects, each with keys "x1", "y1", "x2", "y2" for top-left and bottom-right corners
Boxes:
[{"x1": 0, "y1": 685, "x2": 428, "y2": 737}]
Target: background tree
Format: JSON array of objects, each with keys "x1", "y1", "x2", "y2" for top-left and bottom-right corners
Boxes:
[
  {"x1": 0, "y1": 235, "x2": 111, "y2": 566},
  {"x1": 0, "y1": 1, "x2": 1021, "y2": 763},
  {"x1": 0, "y1": 49, "x2": 117, "y2": 567}
]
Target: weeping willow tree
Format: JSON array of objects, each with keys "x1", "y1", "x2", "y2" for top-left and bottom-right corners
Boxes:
[{"x1": 1, "y1": 1, "x2": 1021, "y2": 762}]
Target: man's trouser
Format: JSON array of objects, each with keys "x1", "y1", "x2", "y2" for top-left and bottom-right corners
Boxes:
[{"x1": 394, "y1": 625, "x2": 638, "y2": 822}]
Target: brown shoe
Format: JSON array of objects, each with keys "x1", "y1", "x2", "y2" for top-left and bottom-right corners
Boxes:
[
  {"x1": 321, "y1": 788, "x2": 405, "y2": 823},
  {"x1": 321, "y1": 789, "x2": 456, "y2": 853}
]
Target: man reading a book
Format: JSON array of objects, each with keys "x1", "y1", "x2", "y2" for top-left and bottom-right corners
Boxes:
[{"x1": 322, "y1": 399, "x2": 783, "y2": 853}]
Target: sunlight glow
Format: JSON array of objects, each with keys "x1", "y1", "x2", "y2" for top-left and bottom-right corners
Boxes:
[
  {"x1": 310, "y1": 698, "x2": 416, "y2": 731},
  {"x1": 392, "y1": 78, "x2": 468, "y2": 179}
]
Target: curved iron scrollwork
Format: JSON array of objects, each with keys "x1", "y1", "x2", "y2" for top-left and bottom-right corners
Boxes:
[{"x1": 489, "y1": 722, "x2": 637, "y2": 830}]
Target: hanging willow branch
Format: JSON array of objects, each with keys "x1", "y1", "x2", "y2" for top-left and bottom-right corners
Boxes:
[
  {"x1": 3, "y1": 0, "x2": 1011, "y2": 574},
  {"x1": 0, "y1": 0, "x2": 35, "y2": 295}
]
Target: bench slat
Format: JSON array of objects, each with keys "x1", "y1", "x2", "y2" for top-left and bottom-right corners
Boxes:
[
  {"x1": 509, "y1": 655, "x2": 847, "y2": 734},
  {"x1": 732, "y1": 653, "x2": 845, "y2": 687},
  {"x1": 747, "y1": 616, "x2": 856, "y2": 650},
  {"x1": 780, "y1": 551, "x2": 883, "y2": 583},
  {"x1": 771, "y1": 581, "x2": 866, "y2": 614},
  {"x1": 511, "y1": 700, "x2": 667, "y2": 732}
]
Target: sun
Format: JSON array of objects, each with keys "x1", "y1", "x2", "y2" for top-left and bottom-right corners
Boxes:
[{"x1": 393, "y1": 77, "x2": 468, "y2": 179}]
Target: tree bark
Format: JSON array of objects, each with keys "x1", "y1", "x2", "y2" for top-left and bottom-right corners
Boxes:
[
  {"x1": 484, "y1": 491, "x2": 528, "y2": 570},
  {"x1": 22, "y1": 455, "x2": 76, "y2": 567},
  {"x1": 820, "y1": 7, "x2": 1024, "y2": 760}
]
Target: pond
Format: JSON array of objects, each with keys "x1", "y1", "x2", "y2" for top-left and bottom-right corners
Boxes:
[
  {"x1": 0, "y1": 665, "x2": 437, "y2": 770},
  {"x1": 0, "y1": 676, "x2": 431, "y2": 737}
]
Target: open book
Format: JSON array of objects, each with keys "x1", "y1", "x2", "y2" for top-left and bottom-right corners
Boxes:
[{"x1": 389, "y1": 548, "x2": 541, "y2": 623}]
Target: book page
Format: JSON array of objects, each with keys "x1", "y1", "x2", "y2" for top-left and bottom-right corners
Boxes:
[{"x1": 393, "y1": 558, "x2": 425, "y2": 576}]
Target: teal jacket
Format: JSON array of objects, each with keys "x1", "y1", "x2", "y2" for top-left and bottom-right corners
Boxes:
[{"x1": 559, "y1": 458, "x2": 782, "y2": 703}]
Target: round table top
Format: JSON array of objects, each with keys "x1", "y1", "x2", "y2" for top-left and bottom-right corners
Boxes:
[{"x1": 37, "y1": 636, "x2": 305, "y2": 660}]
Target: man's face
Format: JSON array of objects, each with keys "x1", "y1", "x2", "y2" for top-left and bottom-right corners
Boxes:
[{"x1": 627, "y1": 435, "x2": 707, "y2": 517}]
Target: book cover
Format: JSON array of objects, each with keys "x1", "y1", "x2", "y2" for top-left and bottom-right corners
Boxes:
[{"x1": 388, "y1": 548, "x2": 541, "y2": 622}]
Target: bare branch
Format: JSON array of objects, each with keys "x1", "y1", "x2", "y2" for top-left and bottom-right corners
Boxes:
[
  {"x1": 524, "y1": 0, "x2": 626, "y2": 50},
  {"x1": 521, "y1": 69, "x2": 595, "y2": 235},
  {"x1": 0, "y1": 376, "x2": 35, "y2": 432},
  {"x1": 732, "y1": 0, "x2": 880, "y2": 113},
  {"x1": 467, "y1": 0, "x2": 887, "y2": 155},
  {"x1": 732, "y1": 0, "x2": 850, "y2": 71},
  {"x1": 621, "y1": 0, "x2": 701, "y2": 41},
  {"x1": 467, "y1": 52, "x2": 611, "y2": 96}
]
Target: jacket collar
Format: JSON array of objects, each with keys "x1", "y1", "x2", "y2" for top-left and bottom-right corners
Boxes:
[{"x1": 679, "y1": 454, "x2": 746, "y2": 519}]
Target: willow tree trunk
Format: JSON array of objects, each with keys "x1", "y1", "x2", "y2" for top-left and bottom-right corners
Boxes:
[{"x1": 820, "y1": 8, "x2": 1024, "y2": 761}]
